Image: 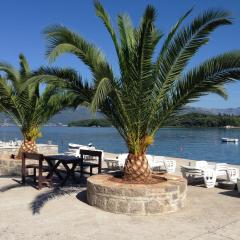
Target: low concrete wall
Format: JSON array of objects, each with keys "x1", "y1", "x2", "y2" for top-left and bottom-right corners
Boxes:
[
  {"x1": 0, "y1": 144, "x2": 58, "y2": 176},
  {"x1": 0, "y1": 158, "x2": 22, "y2": 176},
  {"x1": 0, "y1": 144, "x2": 58, "y2": 156}
]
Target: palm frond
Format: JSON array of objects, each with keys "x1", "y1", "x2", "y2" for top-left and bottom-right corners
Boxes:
[
  {"x1": 0, "y1": 62, "x2": 19, "y2": 82},
  {"x1": 150, "y1": 51, "x2": 240, "y2": 133},
  {"x1": 91, "y1": 77, "x2": 114, "y2": 112},
  {"x1": 30, "y1": 66, "x2": 93, "y2": 105},
  {"x1": 0, "y1": 55, "x2": 83, "y2": 141},
  {"x1": 44, "y1": 25, "x2": 113, "y2": 83},
  {"x1": 94, "y1": 0, "x2": 122, "y2": 63},
  {"x1": 153, "y1": 7, "x2": 193, "y2": 78},
  {"x1": 19, "y1": 53, "x2": 30, "y2": 77},
  {"x1": 148, "y1": 9, "x2": 232, "y2": 127},
  {"x1": 43, "y1": 3, "x2": 240, "y2": 156}
]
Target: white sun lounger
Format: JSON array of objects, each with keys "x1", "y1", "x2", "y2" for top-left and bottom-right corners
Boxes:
[
  {"x1": 112, "y1": 154, "x2": 176, "y2": 173},
  {"x1": 181, "y1": 161, "x2": 240, "y2": 188}
]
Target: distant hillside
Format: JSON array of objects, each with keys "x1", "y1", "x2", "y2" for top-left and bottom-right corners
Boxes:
[
  {"x1": 165, "y1": 113, "x2": 240, "y2": 128},
  {"x1": 68, "y1": 113, "x2": 240, "y2": 128},
  {"x1": 0, "y1": 107, "x2": 104, "y2": 125},
  {"x1": 48, "y1": 107, "x2": 103, "y2": 124},
  {"x1": 181, "y1": 107, "x2": 240, "y2": 116},
  {"x1": 1, "y1": 106, "x2": 240, "y2": 126}
]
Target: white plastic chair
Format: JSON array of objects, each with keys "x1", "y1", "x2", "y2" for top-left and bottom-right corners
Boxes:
[
  {"x1": 146, "y1": 155, "x2": 153, "y2": 168},
  {"x1": 226, "y1": 167, "x2": 239, "y2": 183},
  {"x1": 203, "y1": 169, "x2": 217, "y2": 188},
  {"x1": 181, "y1": 166, "x2": 204, "y2": 184},
  {"x1": 151, "y1": 156, "x2": 165, "y2": 171},
  {"x1": 164, "y1": 159, "x2": 176, "y2": 173},
  {"x1": 117, "y1": 153, "x2": 128, "y2": 169},
  {"x1": 215, "y1": 163, "x2": 228, "y2": 177},
  {"x1": 153, "y1": 156, "x2": 165, "y2": 164}
]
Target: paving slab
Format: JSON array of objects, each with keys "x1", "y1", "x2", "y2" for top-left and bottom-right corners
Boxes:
[{"x1": 1, "y1": 175, "x2": 240, "y2": 240}]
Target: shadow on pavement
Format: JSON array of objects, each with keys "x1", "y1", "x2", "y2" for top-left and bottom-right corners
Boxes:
[
  {"x1": 0, "y1": 178, "x2": 25, "y2": 192},
  {"x1": 219, "y1": 190, "x2": 240, "y2": 198},
  {"x1": 30, "y1": 177, "x2": 88, "y2": 215}
]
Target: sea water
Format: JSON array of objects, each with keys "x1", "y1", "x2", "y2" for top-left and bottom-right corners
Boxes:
[{"x1": 0, "y1": 126, "x2": 240, "y2": 164}]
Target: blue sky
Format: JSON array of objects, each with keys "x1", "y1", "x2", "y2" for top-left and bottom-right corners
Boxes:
[{"x1": 1, "y1": 0, "x2": 240, "y2": 108}]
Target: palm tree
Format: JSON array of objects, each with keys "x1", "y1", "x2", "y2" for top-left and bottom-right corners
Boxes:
[
  {"x1": 42, "y1": 1, "x2": 240, "y2": 182},
  {"x1": 0, "y1": 54, "x2": 84, "y2": 158}
]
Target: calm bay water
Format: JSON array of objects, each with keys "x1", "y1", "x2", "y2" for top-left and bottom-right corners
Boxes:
[{"x1": 0, "y1": 126, "x2": 240, "y2": 164}]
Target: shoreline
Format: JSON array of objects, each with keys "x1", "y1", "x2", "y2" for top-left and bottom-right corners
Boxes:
[
  {"x1": 1, "y1": 151, "x2": 239, "y2": 177},
  {"x1": 103, "y1": 152, "x2": 240, "y2": 173},
  {"x1": 2, "y1": 125, "x2": 240, "y2": 129}
]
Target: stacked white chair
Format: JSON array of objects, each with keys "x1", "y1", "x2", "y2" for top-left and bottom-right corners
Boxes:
[
  {"x1": 215, "y1": 163, "x2": 228, "y2": 177},
  {"x1": 152, "y1": 156, "x2": 165, "y2": 171},
  {"x1": 203, "y1": 168, "x2": 217, "y2": 188},
  {"x1": 226, "y1": 167, "x2": 239, "y2": 183},
  {"x1": 181, "y1": 160, "x2": 211, "y2": 185},
  {"x1": 164, "y1": 159, "x2": 176, "y2": 173},
  {"x1": 181, "y1": 166, "x2": 204, "y2": 183},
  {"x1": 146, "y1": 155, "x2": 154, "y2": 169},
  {"x1": 117, "y1": 153, "x2": 128, "y2": 169}
]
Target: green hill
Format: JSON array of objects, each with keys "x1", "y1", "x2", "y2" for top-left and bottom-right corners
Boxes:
[{"x1": 68, "y1": 113, "x2": 240, "y2": 128}]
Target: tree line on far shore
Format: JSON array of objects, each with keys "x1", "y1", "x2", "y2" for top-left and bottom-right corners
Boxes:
[{"x1": 68, "y1": 113, "x2": 240, "y2": 128}]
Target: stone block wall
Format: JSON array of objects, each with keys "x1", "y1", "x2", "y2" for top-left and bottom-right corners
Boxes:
[
  {"x1": 0, "y1": 144, "x2": 58, "y2": 157},
  {"x1": 0, "y1": 158, "x2": 22, "y2": 176},
  {"x1": 87, "y1": 174, "x2": 187, "y2": 215},
  {"x1": 0, "y1": 144, "x2": 58, "y2": 176}
]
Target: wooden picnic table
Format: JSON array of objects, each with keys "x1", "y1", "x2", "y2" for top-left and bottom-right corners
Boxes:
[
  {"x1": 45, "y1": 155, "x2": 80, "y2": 186},
  {"x1": 45, "y1": 150, "x2": 102, "y2": 186}
]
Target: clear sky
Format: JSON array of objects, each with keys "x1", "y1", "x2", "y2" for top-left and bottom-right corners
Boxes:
[{"x1": 1, "y1": 0, "x2": 240, "y2": 108}]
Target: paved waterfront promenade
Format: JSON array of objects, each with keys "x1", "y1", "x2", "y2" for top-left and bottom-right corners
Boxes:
[{"x1": 0, "y1": 154, "x2": 240, "y2": 240}]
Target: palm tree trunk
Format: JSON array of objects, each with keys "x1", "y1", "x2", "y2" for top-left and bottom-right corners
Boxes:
[
  {"x1": 123, "y1": 153, "x2": 151, "y2": 183},
  {"x1": 16, "y1": 140, "x2": 38, "y2": 159}
]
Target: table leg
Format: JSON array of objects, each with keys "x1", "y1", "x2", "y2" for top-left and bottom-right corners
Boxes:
[
  {"x1": 21, "y1": 157, "x2": 26, "y2": 185},
  {"x1": 46, "y1": 160, "x2": 63, "y2": 180},
  {"x1": 38, "y1": 158, "x2": 43, "y2": 190},
  {"x1": 80, "y1": 159, "x2": 84, "y2": 177},
  {"x1": 60, "y1": 162, "x2": 78, "y2": 186}
]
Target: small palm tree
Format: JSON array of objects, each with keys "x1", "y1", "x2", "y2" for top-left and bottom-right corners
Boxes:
[
  {"x1": 0, "y1": 54, "x2": 82, "y2": 158},
  {"x1": 43, "y1": 1, "x2": 240, "y2": 182}
]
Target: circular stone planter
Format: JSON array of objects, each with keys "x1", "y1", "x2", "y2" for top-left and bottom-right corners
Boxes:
[{"x1": 87, "y1": 173, "x2": 187, "y2": 215}]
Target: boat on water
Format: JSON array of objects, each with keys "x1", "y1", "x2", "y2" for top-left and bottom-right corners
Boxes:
[
  {"x1": 221, "y1": 138, "x2": 239, "y2": 143},
  {"x1": 67, "y1": 142, "x2": 96, "y2": 157},
  {"x1": 68, "y1": 142, "x2": 94, "y2": 149}
]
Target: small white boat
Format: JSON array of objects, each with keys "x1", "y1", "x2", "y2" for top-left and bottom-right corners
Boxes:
[
  {"x1": 68, "y1": 143, "x2": 85, "y2": 149},
  {"x1": 67, "y1": 143, "x2": 96, "y2": 157},
  {"x1": 221, "y1": 138, "x2": 239, "y2": 143},
  {"x1": 68, "y1": 143, "x2": 95, "y2": 149}
]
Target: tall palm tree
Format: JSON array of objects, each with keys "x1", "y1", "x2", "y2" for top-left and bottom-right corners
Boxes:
[
  {"x1": 42, "y1": 1, "x2": 240, "y2": 182},
  {"x1": 0, "y1": 54, "x2": 84, "y2": 158}
]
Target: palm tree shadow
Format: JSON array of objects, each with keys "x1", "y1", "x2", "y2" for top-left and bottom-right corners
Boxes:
[
  {"x1": 30, "y1": 186, "x2": 79, "y2": 215},
  {"x1": 218, "y1": 190, "x2": 240, "y2": 198},
  {"x1": 30, "y1": 178, "x2": 88, "y2": 215},
  {"x1": 76, "y1": 189, "x2": 87, "y2": 203},
  {"x1": 0, "y1": 179, "x2": 25, "y2": 192}
]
